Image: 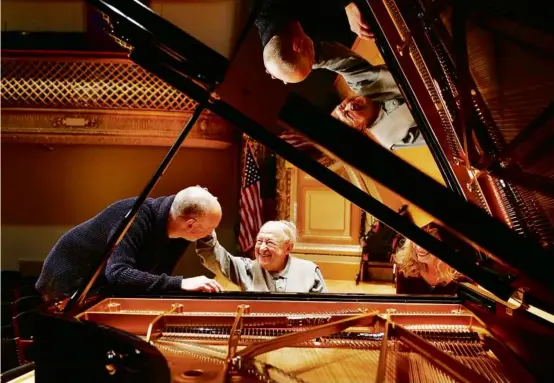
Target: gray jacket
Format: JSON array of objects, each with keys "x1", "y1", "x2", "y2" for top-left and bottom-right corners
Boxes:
[{"x1": 313, "y1": 42, "x2": 426, "y2": 150}]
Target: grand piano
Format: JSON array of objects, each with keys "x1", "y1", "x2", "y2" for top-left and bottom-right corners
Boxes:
[{"x1": 12, "y1": 0, "x2": 554, "y2": 382}]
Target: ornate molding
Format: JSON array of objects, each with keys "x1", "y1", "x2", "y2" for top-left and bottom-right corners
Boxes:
[
  {"x1": 276, "y1": 158, "x2": 364, "y2": 256},
  {"x1": 49, "y1": 115, "x2": 100, "y2": 129},
  {"x1": 293, "y1": 243, "x2": 362, "y2": 257},
  {"x1": 276, "y1": 156, "x2": 292, "y2": 221},
  {"x1": 0, "y1": 51, "x2": 237, "y2": 148},
  {"x1": 1, "y1": 108, "x2": 237, "y2": 149}
]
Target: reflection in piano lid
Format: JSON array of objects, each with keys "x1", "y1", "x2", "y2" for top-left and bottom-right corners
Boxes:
[{"x1": 14, "y1": 0, "x2": 554, "y2": 383}]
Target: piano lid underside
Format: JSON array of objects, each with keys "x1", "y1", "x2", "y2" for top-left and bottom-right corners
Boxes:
[
  {"x1": 419, "y1": 0, "x2": 554, "y2": 249},
  {"x1": 465, "y1": 16, "x2": 554, "y2": 247},
  {"x1": 78, "y1": 298, "x2": 522, "y2": 383}
]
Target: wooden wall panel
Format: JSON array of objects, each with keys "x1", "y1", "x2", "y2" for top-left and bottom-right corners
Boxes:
[
  {"x1": 288, "y1": 167, "x2": 362, "y2": 256},
  {"x1": 1, "y1": 1, "x2": 86, "y2": 32}
]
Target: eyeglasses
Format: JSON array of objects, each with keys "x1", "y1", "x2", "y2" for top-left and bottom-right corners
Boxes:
[{"x1": 255, "y1": 238, "x2": 282, "y2": 249}]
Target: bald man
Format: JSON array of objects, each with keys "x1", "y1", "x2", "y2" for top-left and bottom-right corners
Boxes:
[
  {"x1": 196, "y1": 220, "x2": 327, "y2": 293},
  {"x1": 36, "y1": 186, "x2": 223, "y2": 301},
  {"x1": 256, "y1": 1, "x2": 371, "y2": 84}
]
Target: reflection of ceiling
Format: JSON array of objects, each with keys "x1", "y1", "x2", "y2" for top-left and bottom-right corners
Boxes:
[{"x1": 1, "y1": 0, "x2": 253, "y2": 58}]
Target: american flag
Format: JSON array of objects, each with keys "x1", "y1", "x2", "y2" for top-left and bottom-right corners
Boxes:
[
  {"x1": 279, "y1": 130, "x2": 315, "y2": 151},
  {"x1": 238, "y1": 142, "x2": 264, "y2": 252}
]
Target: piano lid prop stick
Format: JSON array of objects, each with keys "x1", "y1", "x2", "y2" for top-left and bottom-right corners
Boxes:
[
  {"x1": 63, "y1": 100, "x2": 208, "y2": 315},
  {"x1": 225, "y1": 304, "x2": 251, "y2": 371},
  {"x1": 145, "y1": 303, "x2": 184, "y2": 343}
]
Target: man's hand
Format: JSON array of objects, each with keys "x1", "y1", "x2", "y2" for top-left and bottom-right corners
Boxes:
[
  {"x1": 345, "y1": 2, "x2": 374, "y2": 40},
  {"x1": 181, "y1": 276, "x2": 223, "y2": 292}
]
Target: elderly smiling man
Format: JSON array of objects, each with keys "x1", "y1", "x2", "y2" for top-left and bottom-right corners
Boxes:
[
  {"x1": 322, "y1": 42, "x2": 427, "y2": 150},
  {"x1": 196, "y1": 220, "x2": 327, "y2": 293}
]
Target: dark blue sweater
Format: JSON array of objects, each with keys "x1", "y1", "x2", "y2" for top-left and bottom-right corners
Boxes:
[
  {"x1": 254, "y1": 0, "x2": 353, "y2": 47},
  {"x1": 36, "y1": 196, "x2": 190, "y2": 300}
]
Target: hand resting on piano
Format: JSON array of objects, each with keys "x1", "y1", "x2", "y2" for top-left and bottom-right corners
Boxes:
[
  {"x1": 180, "y1": 275, "x2": 223, "y2": 293},
  {"x1": 196, "y1": 220, "x2": 328, "y2": 293},
  {"x1": 35, "y1": 186, "x2": 223, "y2": 301}
]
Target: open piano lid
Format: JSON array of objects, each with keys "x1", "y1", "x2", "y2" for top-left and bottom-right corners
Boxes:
[{"x1": 79, "y1": 0, "x2": 554, "y2": 315}]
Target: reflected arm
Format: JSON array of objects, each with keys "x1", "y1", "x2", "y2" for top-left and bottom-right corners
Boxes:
[{"x1": 314, "y1": 41, "x2": 401, "y2": 101}]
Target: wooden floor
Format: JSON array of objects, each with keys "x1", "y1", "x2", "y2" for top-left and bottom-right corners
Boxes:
[
  {"x1": 325, "y1": 280, "x2": 396, "y2": 295},
  {"x1": 216, "y1": 276, "x2": 396, "y2": 295}
]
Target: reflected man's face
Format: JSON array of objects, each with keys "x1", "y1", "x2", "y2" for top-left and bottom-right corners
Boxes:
[{"x1": 332, "y1": 96, "x2": 374, "y2": 130}]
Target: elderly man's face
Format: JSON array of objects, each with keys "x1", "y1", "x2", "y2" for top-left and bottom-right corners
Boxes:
[
  {"x1": 254, "y1": 225, "x2": 291, "y2": 272},
  {"x1": 332, "y1": 96, "x2": 375, "y2": 130}
]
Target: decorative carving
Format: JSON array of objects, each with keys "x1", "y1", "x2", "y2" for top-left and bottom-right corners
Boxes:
[
  {"x1": 1, "y1": 109, "x2": 237, "y2": 149},
  {"x1": 101, "y1": 13, "x2": 134, "y2": 52},
  {"x1": 276, "y1": 156, "x2": 292, "y2": 221},
  {"x1": 275, "y1": 156, "x2": 366, "y2": 256},
  {"x1": 293, "y1": 243, "x2": 362, "y2": 256},
  {"x1": 317, "y1": 154, "x2": 338, "y2": 168},
  {"x1": 49, "y1": 116, "x2": 99, "y2": 129},
  {"x1": 0, "y1": 52, "x2": 237, "y2": 148}
]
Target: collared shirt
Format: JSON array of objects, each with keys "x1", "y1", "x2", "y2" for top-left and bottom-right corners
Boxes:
[
  {"x1": 196, "y1": 232, "x2": 327, "y2": 293},
  {"x1": 269, "y1": 256, "x2": 292, "y2": 292}
]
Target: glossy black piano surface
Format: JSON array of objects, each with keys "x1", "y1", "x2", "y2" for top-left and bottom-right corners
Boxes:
[{"x1": 7, "y1": 1, "x2": 553, "y2": 382}]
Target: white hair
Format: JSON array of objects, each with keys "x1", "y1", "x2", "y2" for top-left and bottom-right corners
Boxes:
[
  {"x1": 170, "y1": 186, "x2": 220, "y2": 219},
  {"x1": 261, "y1": 220, "x2": 298, "y2": 246}
]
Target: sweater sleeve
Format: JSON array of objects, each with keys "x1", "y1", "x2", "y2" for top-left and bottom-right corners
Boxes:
[
  {"x1": 195, "y1": 231, "x2": 252, "y2": 289},
  {"x1": 105, "y1": 216, "x2": 183, "y2": 293}
]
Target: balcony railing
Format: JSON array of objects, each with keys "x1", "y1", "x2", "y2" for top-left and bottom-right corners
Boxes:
[{"x1": 1, "y1": 50, "x2": 236, "y2": 149}]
